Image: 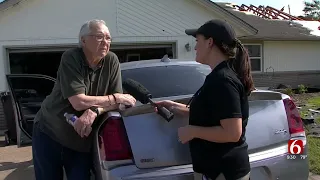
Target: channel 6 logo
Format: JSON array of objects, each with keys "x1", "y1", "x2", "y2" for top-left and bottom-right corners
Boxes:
[{"x1": 288, "y1": 139, "x2": 304, "y2": 154}]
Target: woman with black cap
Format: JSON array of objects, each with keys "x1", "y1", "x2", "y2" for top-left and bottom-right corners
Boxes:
[{"x1": 155, "y1": 19, "x2": 254, "y2": 180}]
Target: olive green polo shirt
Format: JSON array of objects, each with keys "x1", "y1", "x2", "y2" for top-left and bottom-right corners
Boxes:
[{"x1": 34, "y1": 47, "x2": 123, "y2": 152}]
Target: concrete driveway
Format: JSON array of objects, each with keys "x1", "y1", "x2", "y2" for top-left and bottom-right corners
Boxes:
[{"x1": 0, "y1": 137, "x2": 34, "y2": 180}]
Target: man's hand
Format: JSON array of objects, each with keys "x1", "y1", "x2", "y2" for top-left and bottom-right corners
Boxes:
[
  {"x1": 74, "y1": 109, "x2": 97, "y2": 138},
  {"x1": 113, "y1": 93, "x2": 136, "y2": 107}
]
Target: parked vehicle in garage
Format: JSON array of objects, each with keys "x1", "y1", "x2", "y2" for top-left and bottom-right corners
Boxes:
[{"x1": 6, "y1": 57, "x2": 308, "y2": 180}]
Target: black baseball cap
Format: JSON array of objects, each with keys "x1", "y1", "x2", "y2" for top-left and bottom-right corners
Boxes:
[{"x1": 185, "y1": 19, "x2": 236, "y2": 45}]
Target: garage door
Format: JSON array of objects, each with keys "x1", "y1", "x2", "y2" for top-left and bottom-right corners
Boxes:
[
  {"x1": 8, "y1": 43, "x2": 175, "y2": 75},
  {"x1": 7, "y1": 43, "x2": 174, "y2": 53}
]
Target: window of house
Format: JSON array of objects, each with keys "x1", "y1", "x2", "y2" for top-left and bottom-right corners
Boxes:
[{"x1": 244, "y1": 44, "x2": 262, "y2": 71}]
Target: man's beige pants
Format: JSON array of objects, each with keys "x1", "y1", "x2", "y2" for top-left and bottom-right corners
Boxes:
[{"x1": 194, "y1": 172, "x2": 250, "y2": 180}]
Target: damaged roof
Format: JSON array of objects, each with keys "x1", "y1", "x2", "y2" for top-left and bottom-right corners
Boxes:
[{"x1": 215, "y1": 2, "x2": 320, "y2": 41}]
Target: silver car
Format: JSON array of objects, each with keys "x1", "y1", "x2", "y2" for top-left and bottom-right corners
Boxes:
[{"x1": 6, "y1": 57, "x2": 308, "y2": 180}]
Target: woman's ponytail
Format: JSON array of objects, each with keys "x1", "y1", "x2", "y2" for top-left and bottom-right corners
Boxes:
[{"x1": 232, "y1": 40, "x2": 255, "y2": 95}]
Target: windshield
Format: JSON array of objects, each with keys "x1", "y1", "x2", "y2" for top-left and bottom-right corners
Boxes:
[{"x1": 121, "y1": 64, "x2": 211, "y2": 98}]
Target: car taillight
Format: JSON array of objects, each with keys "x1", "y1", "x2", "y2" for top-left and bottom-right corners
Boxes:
[
  {"x1": 283, "y1": 98, "x2": 305, "y2": 136},
  {"x1": 100, "y1": 116, "x2": 133, "y2": 161}
]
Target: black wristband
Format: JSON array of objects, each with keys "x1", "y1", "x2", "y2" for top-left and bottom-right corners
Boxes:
[
  {"x1": 112, "y1": 94, "x2": 117, "y2": 104},
  {"x1": 90, "y1": 107, "x2": 99, "y2": 116}
]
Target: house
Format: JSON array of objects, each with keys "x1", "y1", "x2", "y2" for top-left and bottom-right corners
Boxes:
[
  {"x1": 0, "y1": 0, "x2": 320, "y2": 131},
  {"x1": 216, "y1": 2, "x2": 320, "y2": 89}
]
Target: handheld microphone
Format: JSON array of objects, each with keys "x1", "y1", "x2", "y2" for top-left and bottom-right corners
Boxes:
[{"x1": 123, "y1": 78, "x2": 174, "y2": 122}]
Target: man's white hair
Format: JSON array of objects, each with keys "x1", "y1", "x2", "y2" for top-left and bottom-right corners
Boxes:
[{"x1": 78, "y1": 19, "x2": 107, "y2": 47}]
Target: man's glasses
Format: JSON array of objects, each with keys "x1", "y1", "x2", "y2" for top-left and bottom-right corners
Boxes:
[{"x1": 88, "y1": 34, "x2": 112, "y2": 42}]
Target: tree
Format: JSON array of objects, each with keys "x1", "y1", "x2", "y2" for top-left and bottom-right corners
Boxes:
[{"x1": 303, "y1": 0, "x2": 320, "y2": 20}]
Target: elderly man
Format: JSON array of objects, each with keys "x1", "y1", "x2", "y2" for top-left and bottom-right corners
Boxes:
[{"x1": 32, "y1": 19, "x2": 136, "y2": 180}]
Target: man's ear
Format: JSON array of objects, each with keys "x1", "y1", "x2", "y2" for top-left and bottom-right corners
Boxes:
[{"x1": 81, "y1": 37, "x2": 86, "y2": 45}]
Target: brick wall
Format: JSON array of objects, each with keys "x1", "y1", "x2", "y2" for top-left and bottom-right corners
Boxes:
[{"x1": 252, "y1": 70, "x2": 320, "y2": 89}]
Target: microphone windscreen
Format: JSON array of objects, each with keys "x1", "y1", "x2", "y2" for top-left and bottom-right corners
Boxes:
[{"x1": 123, "y1": 78, "x2": 151, "y2": 104}]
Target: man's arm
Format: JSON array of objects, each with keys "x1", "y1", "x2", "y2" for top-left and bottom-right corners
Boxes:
[
  {"x1": 87, "y1": 52, "x2": 125, "y2": 114},
  {"x1": 68, "y1": 94, "x2": 116, "y2": 111},
  {"x1": 83, "y1": 52, "x2": 124, "y2": 114},
  {"x1": 89, "y1": 53, "x2": 125, "y2": 114},
  {"x1": 58, "y1": 51, "x2": 116, "y2": 111},
  {"x1": 96, "y1": 104, "x2": 119, "y2": 115}
]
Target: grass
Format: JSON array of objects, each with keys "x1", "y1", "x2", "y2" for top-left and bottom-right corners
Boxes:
[
  {"x1": 308, "y1": 135, "x2": 320, "y2": 174},
  {"x1": 298, "y1": 96, "x2": 320, "y2": 174},
  {"x1": 308, "y1": 97, "x2": 320, "y2": 108}
]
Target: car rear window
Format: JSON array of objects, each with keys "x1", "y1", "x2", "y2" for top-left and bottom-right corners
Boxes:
[{"x1": 121, "y1": 64, "x2": 211, "y2": 98}]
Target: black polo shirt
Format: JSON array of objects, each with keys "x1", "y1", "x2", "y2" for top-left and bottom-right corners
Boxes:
[{"x1": 188, "y1": 60, "x2": 250, "y2": 179}]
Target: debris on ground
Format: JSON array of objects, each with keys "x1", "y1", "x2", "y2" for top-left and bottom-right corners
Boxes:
[
  {"x1": 302, "y1": 118, "x2": 315, "y2": 125},
  {"x1": 276, "y1": 84, "x2": 291, "y2": 89},
  {"x1": 291, "y1": 92, "x2": 320, "y2": 108},
  {"x1": 301, "y1": 108, "x2": 320, "y2": 137}
]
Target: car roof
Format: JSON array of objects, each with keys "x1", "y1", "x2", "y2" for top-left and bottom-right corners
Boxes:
[{"x1": 120, "y1": 58, "x2": 205, "y2": 70}]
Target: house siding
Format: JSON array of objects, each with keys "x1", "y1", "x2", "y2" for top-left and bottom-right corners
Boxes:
[
  {"x1": 263, "y1": 41, "x2": 320, "y2": 72},
  {"x1": 116, "y1": 0, "x2": 218, "y2": 36},
  {"x1": 254, "y1": 41, "x2": 320, "y2": 89}
]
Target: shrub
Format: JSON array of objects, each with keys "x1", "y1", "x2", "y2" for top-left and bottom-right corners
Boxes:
[
  {"x1": 282, "y1": 88, "x2": 294, "y2": 96},
  {"x1": 297, "y1": 84, "x2": 308, "y2": 94}
]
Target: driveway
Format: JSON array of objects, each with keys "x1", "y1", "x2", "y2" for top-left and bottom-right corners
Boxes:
[{"x1": 0, "y1": 136, "x2": 34, "y2": 180}]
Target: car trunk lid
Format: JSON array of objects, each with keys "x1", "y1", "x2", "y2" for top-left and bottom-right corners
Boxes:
[{"x1": 121, "y1": 102, "x2": 191, "y2": 168}]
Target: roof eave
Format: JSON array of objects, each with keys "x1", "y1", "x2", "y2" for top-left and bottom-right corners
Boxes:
[
  {"x1": 0, "y1": 0, "x2": 23, "y2": 12},
  {"x1": 195, "y1": 0, "x2": 258, "y2": 36},
  {"x1": 240, "y1": 36, "x2": 320, "y2": 41}
]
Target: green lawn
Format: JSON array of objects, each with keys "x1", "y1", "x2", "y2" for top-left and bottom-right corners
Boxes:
[
  {"x1": 308, "y1": 97, "x2": 320, "y2": 108},
  {"x1": 300, "y1": 96, "x2": 320, "y2": 174},
  {"x1": 308, "y1": 135, "x2": 320, "y2": 174}
]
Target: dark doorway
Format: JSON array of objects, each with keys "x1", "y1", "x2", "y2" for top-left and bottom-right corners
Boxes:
[
  {"x1": 9, "y1": 51, "x2": 63, "y2": 78},
  {"x1": 9, "y1": 46, "x2": 174, "y2": 78}
]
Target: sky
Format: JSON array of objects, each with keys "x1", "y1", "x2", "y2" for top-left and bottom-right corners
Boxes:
[{"x1": 215, "y1": 0, "x2": 308, "y2": 16}]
